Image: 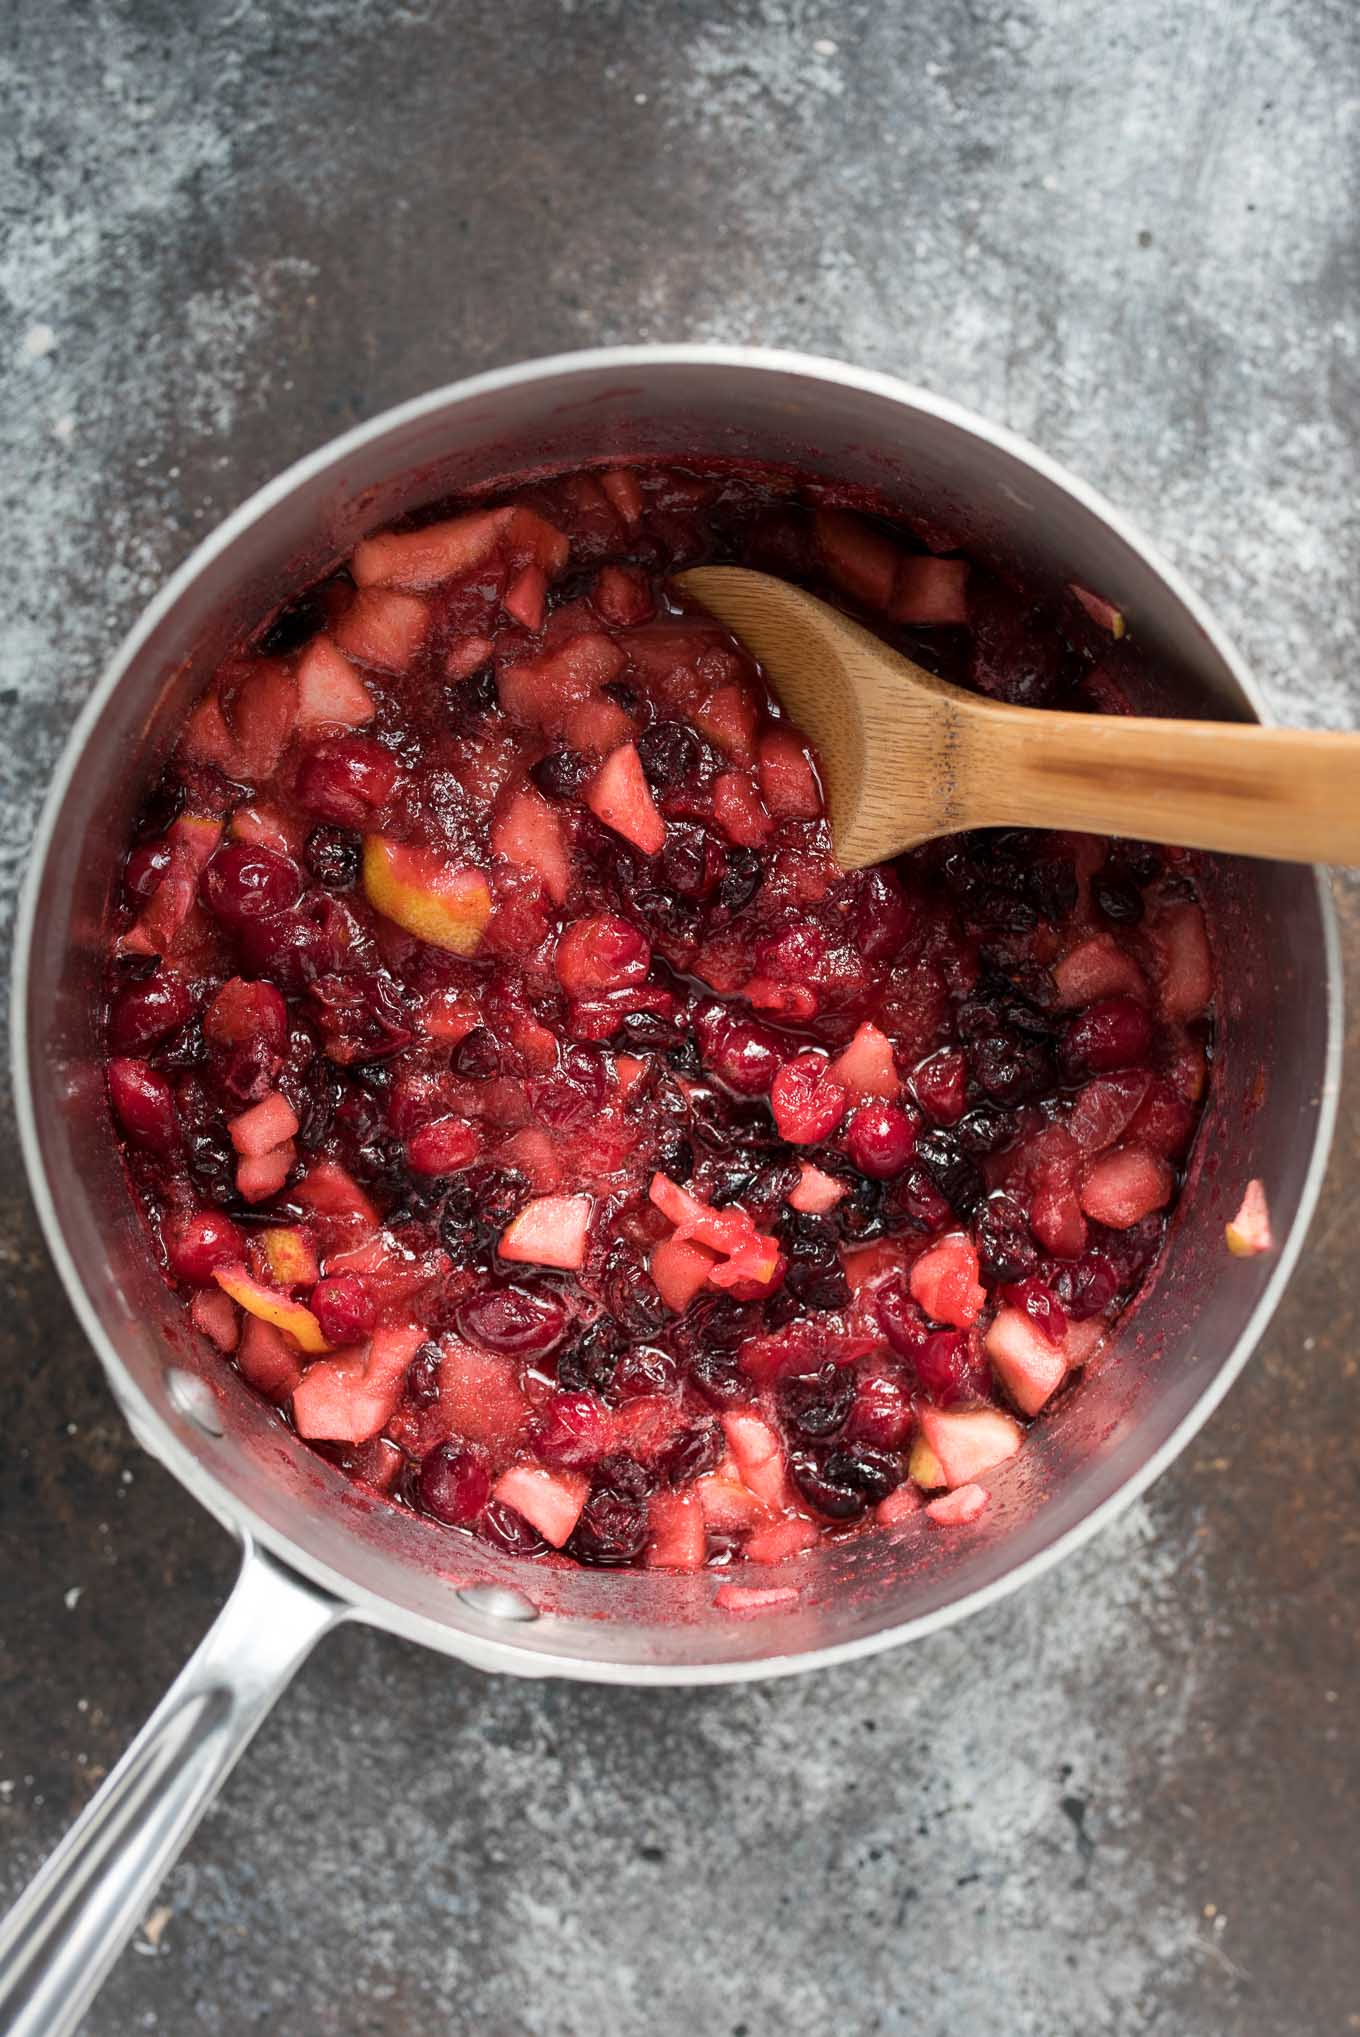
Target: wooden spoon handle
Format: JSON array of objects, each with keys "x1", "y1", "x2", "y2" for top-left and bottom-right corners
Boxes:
[{"x1": 962, "y1": 707, "x2": 1360, "y2": 863}]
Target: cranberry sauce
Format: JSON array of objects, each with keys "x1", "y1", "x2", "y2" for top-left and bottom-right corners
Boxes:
[{"x1": 102, "y1": 465, "x2": 1214, "y2": 1570}]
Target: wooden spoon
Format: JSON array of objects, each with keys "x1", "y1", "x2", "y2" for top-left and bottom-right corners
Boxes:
[{"x1": 676, "y1": 566, "x2": 1360, "y2": 870}]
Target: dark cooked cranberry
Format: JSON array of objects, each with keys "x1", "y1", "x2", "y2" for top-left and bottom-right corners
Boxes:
[
  {"x1": 1094, "y1": 874, "x2": 1143, "y2": 926},
  {"x1": 308, "y1": 972, "x2": 412, "y2": 1065},
  {"x1": 163, "y1": 1208, "x2": 242, "y2": 1284},
  {"x1": 418, "y1": 1442, "x2": 491, "y2": 1525},
  {"x1": 779, "y1": 1213, "x2": 850, "y2": 1312},
  {"x1": 533, "y1": 1391, "x2": 611, "y2": 1467},
  {"x1": 453, "y1": 1026, "x2": 502, "y2": 1078},
  {"x1": 294, "y1": 737, "x2": 398, "y2": 827},
  {"x1": 845, "y1": 1103, "x2": 918, "y2": 1179},
  {"x1": 445, "y1": 664, "x2": 499, "y2": 731},
  {"x1": 404, "y1": 1344, "x2": 443, "y2": 1406},
  {"x1": 688, "y1": 1344, "x2": 752, "y2": 1407},
  {"x1": 124, "y1": 837, "x2": 172, "y2": 900},
  {"x1": 567, "y1": 1488, "x2": 649, "y2": 1566},
  {"x1": 601, "y1": 679, "x2": 640, "y2": 714},
  {"x1": 1002, "y1": 1277, "x2": 1068, "y2": 1345},
  {"x1": 911, "y1": 1328, "x2": 976, "y2": 1404},
  {"x1": 555, "y1": 1314, "x2": 624, "y2": 1395},
  {"x1": 108, "y1": 1057, "x2": 180, "y2": 1153},
  {"x1": 957, "y1": 1104, "x2": 1021, "y2": 1158},
  {"x1": 823, "y1": 1443, "x2": 902, "y2": 1503},
  {"x1": 974, "y1": 1193, "x2": 1039, "y2": 1283},
  {"x1": 534, "y1": 1044, "x2": 609, "y2": 1127},
  {"x1": 305, "y1": 827, "x2": 362, "y2": 890},
  {"x1": 531, "y1": 750, "x2": 590, "y2": 801},
  {"x1": 108, "y1": 970, "x2": 194, "y2": 1055},
  {"x1": 913, "y1": 1128, "x2": 984, "y2": 1217},
  {"x1": 614, "y1": 1344, "x2": 680, "y2": 1398},
  {"x1": 894, "y1": 1164, "x2": 954, "y2": 1233},
  {"x1": 873, "y1": 1274, "x2": 929, "y2": 1358},
  {"x1": 853, "y1": 869, "x2": 915, "y2": 961},
  {"x1": 912, "y1": 1049, "x2": 967, "y2": 1126},
  {"x1": 599, "y1": 1239, "x2": 665, "y2": 1337},
  {"x1": 661, "y1": 823, "x2": 724, "y2": 898},
  {"x1": 779, "y1": 1363, "x2": 855, "y2": 1440},
  {"x1": 970, "y1": 1033, "x2": 1053, "y2": 1105},
  {"x1": 453, "y1": 1283, "x2": 569, "y2": 1360},
  {"x1": 132, "y1": 772, "x2": 186, "y2": 841},
  {"x1": 1108, "y1": 838, "x2": 1163, "y2": 886},
  {"x1": 968, "y1": 577, "x2": 1071, "y2": 710},
  {"x1": 311, "y1": 1273, "x2": 377, "y2": 1345},
  {"x1": 717, "y1": 848, "x2": 763, "y2": 915},
  {"x1": 201, "y1": 843, "x2": 304, "y2": 928},
  {"x1": 477, "y1": 1500, "x2": 548, "y2": 1557},
  {"x1": 1026, "y1": 850, "x2": 1078, "y2": 924},
  {"x1": 1061, "y1": 997, "x2": 1154, "y2": 1075},
  {"x1": 593, "y1": 1451, "x2": 656, "y2": 1502},
  {"x1": 440, "y1": 1166, "x2": 527, "y2": 1257},
  {"x1": 255, "y1": 590, "x2": 326, "y2": 656},
  {"x1": 636, "y1": 719, "x2": 704, "y2": 790},
  {"x1": 1047, "y1": 1250, "x2": 1121, "y2": 1320},
  {"x1": 655, "y1": 1129, "x2": 694, "y2": 1181},
  {"x1": 658, "y1": 1419, "x2": 724, "y2": 1486},
  {"x1": 832, "y1": 1171, "x2": 887, "y2": 1241}
]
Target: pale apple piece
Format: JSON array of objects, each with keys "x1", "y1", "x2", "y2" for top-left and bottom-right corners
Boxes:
[
  {"x1": 925, "y1": 1482, "x2": 990, "y2": 1526},
  {"x1": 744, "y1": 1516, "x2": 819, "y2": 1564},
  {"x1": 295, "y1": 636, "x2": 375, "y2": 731},
  {"x1": 713, "y1": 1583, "x2": 799, "y2": 1614},
  {"x1": 908, "y1": 1434, "x2": 945, "y2": 1490},
  {"x1": 650, "y1": 1232, "x2": 720, "y2": 1312},
  {"x1": 292, "y1": 1325, "x2": 426, "y2": 1443},
  {"x1": 646, "y1": 1489, "x2": 707, "y2": 1572},
  {"x1": 228, "y1": 1090, "x2": 300, "y2": 1159},
  {"x1": 985, "y1": 1306, "x2": 1068, "y2": 1416},
  {"x1": 352, "y1": 507, "x2": 509, "y2": 590},
  {"x1": 213, "y1": 1263, "x2": 330, "y2": 1353},
  {"x1": 918, "y1": 1405, "x2": 1022, "y2": 1487},
  {"x1": 362, "y1": 835, "x2": 492, "y2": 955},
  {"x1": 720, "y1": 1410, "x2": 787, "y2": 1508},
  {"x1": 787, "y1": 1163, "x2": 846, "y2": 1214},
  {"x1": 189, "y1": 1288, "x2": 239, "y2": 1353},
  {"x1": 584, "y1": 741, "x2": 666, "y2": 855},
  {"x1": 830, "y1": 1021, "x2": 901, "y2": 1098},
  {"x1": 491, "y1": 1464, "x2": 588, "y2": 1548},
  {"x1": 1226, "y1": 1177, "x2": 1274, "y2": 1257},
  {"x1": 497, "y1": 1193, "x2": 593, "y2": 1270},
  {"x1": 1069, "y1": 582, "x2": 1127, "y2": 638}
]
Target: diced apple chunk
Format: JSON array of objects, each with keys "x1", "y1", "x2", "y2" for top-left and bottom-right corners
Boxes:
[
  {"x1": 292, "y1": 1324, "x2": 426, "y2": 1444},
  {"x1": 918, "y1": 1405, "x2": 1022, "y2": 1487},
  {"x1": 491, "y1": 788, "x2": 572, "y2": 905},
  {"x1": 910, "y1": 1232, "x2": 985, "y2": 1329},
  {"x1": 1070, "y1": 582, "x2": 1127, "y2": 639},
  {"x1": 236, "y1": 1315, "x2": 303, "y2": 1400},
  {"x1": 228, "y1": 1091, "x2": 300, "y2": 1159},
  {"x1": 352, "y1": 508, "x2": 508, "y2": 590},
  {"x1": 646, "y1": 1489, "x2": 706, "y2": 1571},
  {"x1": 498, "y1": 1194, "x2": 593, "y2": 1270},
  {"x1": 757, "y1": 728, "x2": 821, "y2": 818},
  {"x1": 721, "y1": 1410, "x2": 787, "y2": 1508},
  {"x1": 1226, "y1": 1178, "x2": 1273, "y2": 1257},
  {"x1": 890, "y1": 555, "x2": 968, "y2": 625},
  {"x1": 651, "y1": 1232, "x2": 719, "y2": 1313},
  {"x1": 787, "y1": 1164, "x2": 846, "y2": 1214},
  {"x1": 333, "y1": 588, "x2": 430, "y2": 673},
  {"x1": 745, "y1": 1516, "x2": 819, "y2": 1564},
  {"x1": 1079, "y1": 1145, "x2": 1173, "y2": 1228},
  {"x1": 831, "y1": 1021, "x2": 900, "y2": 1098},
  {"x1": 985, "y1": 1307, "x2": 1068, "y2": 1415},
  {"x1": 189, "y1": 1288, "x2": 239, "y2": 1353},
  {"x1": 925, "y1": 1483, "x2": 989, "y2": 1526},
  {"x1": 491, "y1": 1464, "x2": 588, "y2": 1548},
  {"x1": 584, "y1": 742, "x2": 666, "y2": 855},
  {"x1": 295, "y1": 636, "x2": 375, "y2": 731}
]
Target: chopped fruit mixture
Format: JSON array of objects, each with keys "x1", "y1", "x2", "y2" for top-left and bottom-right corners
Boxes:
[{"x1": 103, "y1": 465, "x2": 1215, "y2": 1573}]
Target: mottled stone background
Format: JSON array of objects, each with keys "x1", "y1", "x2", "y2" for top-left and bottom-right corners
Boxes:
[{"x1": 1, "y1": 3, "x2": 1356, "y2": 2033}]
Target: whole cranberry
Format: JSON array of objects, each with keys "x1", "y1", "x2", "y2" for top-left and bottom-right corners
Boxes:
[
  {"x1": 533, "y1": 1391, "x2": 611, "y2": 1468},
  {"x1": 770, "y1": 1051, "x2": 849, "y2": 1144},
  {"x1": 852, "y1": 869, "x2": 916, "y2": 961},
  {"x1": 554, "y1": 914, "x2": 651, "y2": 997},
  {"x1": 912, "y1": 1328, "x2": 981, "y2": 1405},
  {"x1": 696, "y1": 1009, "x2": 784, "y2": 1097},
  {"x1": 200, "y1": 844, "x2": 304, "y2": 930},
  {"x1": 453, "y1": 1284, "x2": 569, "y2": 1361},
  {"x1": 237, "y1": 894, "x2": 351, "y2": 992},
  {"x1": 844, "y1": 1103, "x2": 917, "y2": 1179},
  {"x1": 476, "y1": 1501, "x2": 548, "y2": 1556},
  {"x1": 846, "y1": 1372, "x2": 914, "y2": 1450},
  {"x1": 911, "y1": 1049, "x2": 967, "y2": 1126},
  {"x1": 1061, "y1": 997, "x2": 1154, "y2": 1076},
  {"x1": 311, "y1": 1274, "x2": 377, "y2": 1346},
  {"x1": 124, "y1": 837, "x2": 172, "y2": 900},
  {"x1": 294, "y1": 737, "x2": 399, "y2": 827},
  {"x1": 657, "y1": 1419, "x2": 724, "y2": 1486},
  {"x1": 163, "y1": 1208, "x2": 245, "y2": 1285},
  {"x1": 107, "y1": 1057, "x2": 180, "y2": 1153},
  {"x1": 108, "y1": 970, "x2": 193, "y2": 1055},
  {"x1": 613, "y1": 1345, "x2": 680, "y2": 1399},
  {"x1": 418, "y1": 1442, "x2": 491, "y2": 1526},
  {"x1": 567, "y1": 1488, "x2": 649, "y2": 1566},
  {"x1": 1002, "y1": 1276, "x2": 1068, "y2": 1346},
  {"x1": 873, "y1": 1273, "x2": 929, "y2": 1358}
]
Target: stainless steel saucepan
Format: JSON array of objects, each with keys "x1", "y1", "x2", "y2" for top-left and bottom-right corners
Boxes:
[{"x1": 2, "y1": 347, "x2": 1341, "y2": 2037}]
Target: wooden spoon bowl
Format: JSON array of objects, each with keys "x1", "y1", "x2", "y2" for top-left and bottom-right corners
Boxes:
[{"x1": 677, "y1": 567, "x2": 1360, "y2": 870}]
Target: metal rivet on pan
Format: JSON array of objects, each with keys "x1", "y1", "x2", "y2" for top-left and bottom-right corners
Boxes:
[
  {"x1": 164, "y1": 1368, "x2": 225, "y2": 1437},
  {"x1": 457, "y1": 1585, "x2": 539, "y2": 1622}
]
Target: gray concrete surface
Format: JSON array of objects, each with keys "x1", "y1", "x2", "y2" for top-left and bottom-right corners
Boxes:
[{"x1": 1, "y1": 2, "x2": 1357, "y2": 2032}]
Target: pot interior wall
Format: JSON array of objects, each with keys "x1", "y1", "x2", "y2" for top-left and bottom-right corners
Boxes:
[{"x1": 21, "y1": 354, "x2": 1336, "y2": 1677}]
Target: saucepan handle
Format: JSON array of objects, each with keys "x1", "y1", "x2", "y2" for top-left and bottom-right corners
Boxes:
[{"x1": 0, "y1": 1537, "x2": 344, "y2": 2037}]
